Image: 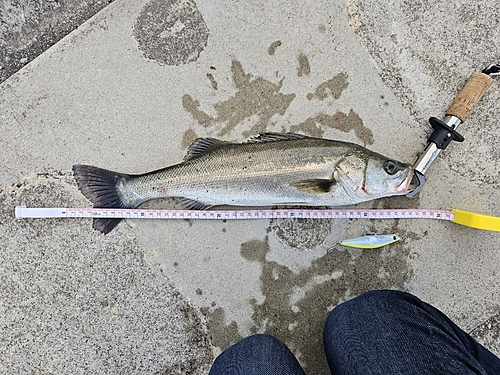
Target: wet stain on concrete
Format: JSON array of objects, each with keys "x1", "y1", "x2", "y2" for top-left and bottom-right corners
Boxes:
[
  {"x1": 290, "y1": 110, "x2": 374, "y2": 145},
  {"x1": 241, "y1": 238, "x2": 270, "y2": 261},
  {"x1": 307, "y1": 73, "x2": 349, "y2": 101},
  {"x1": 183, "y1": 59, "x2": 296, "y2": 137},
  {"x1": 133, "y1": 0, "x2": 209, "y2": 66},
  {"x1": 240, "y1": 235, "x2": 412, "y2": 374},
  {"x1": 182, "y1": 128, "x2": 199, "y2": 149},
  {"x1": 269, "y1": 210, "x2": 333, "y2": 251},
  {"x1": 268, "y1": 40, "x2": 282, "y2": 55},
  {"x1": 182, "y1": 95, "x2": 213, "y2": 128},
  {"x1": 297, "y1": 53, "x2": 311, "y2": 77},
  {"x1": 200, "y1": 305, "x2": 243, "y2": 351},
  {"x1": 290, "y1": 114, "x2": 326, "y2": 137}
]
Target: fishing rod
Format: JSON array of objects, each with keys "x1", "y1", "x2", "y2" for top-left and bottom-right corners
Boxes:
[{"x1": 407, "y1": 63, "x2": 500, "y2": 196}]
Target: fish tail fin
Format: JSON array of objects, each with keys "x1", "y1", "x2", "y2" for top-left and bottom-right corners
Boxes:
[{"x1": 72, "y1": 164, "x2": 132, "y2": 234}]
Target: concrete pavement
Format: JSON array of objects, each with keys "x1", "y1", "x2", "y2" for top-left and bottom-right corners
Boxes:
[
  {"x1": 1, "y1": 0, "x2": 499, "y2": 373},
  {"x1": 0, "y1": 0, "x2": 114, "y2": 84}
]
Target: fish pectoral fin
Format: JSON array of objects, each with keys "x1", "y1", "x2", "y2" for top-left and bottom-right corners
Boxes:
[
  {"x1": 291, "y1": 179, "x2": 337, "y2": 194},
  {"x1": 174, "y1": 197, "x2": 212, "y2": 210}
]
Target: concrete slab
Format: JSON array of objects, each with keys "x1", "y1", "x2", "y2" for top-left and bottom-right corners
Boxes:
[
  {"x1": 351, "y1": 0, "x2": 500, "y2": 352},
  {"x1": 0, "y1": 0, "x2": 114, "y2": 84},
  {"x1": 0, "y1": 171, "x2": 213, "y2": 374},
  {"x1": 0, "y1": 0, "x2": 499, "y2": 373}
]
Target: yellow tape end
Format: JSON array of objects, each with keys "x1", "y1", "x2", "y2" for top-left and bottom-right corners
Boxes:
[{"x1": 451, "y1": 209, "x2": 500, "y2": 232}]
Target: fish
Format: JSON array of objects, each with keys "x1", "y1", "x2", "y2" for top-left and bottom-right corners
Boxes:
[{"x1": 72, "y1": 132, "x2": 414, "y2": 234}]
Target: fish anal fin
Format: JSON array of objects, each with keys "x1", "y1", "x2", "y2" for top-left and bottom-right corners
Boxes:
[
  {"x1": 174, "y1": 197, "x2": 212, "y2": 210},
  {"x1": 291, "y1": 179, "x2": 337, "y2": 194},
  {"x1": 184, "y1": 138, "x2": 230, "y2": 161}
]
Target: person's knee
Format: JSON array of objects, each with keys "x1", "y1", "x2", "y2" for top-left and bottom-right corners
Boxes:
[
  {"x1": 333, "y1": 289, "x2": 414, "y2": 313},
  {"x1": 345, "y1": 289, "x2": 413, "y2": 308},
  {"x1": 210, "y1": 334, "x2": 305, "y2": 375},
  {"x1": 324, "y1": 290, "x2": 414, "y2": 334},
  {"x1": 238, "y1": 333, "x2": 284, "y2": 347}
]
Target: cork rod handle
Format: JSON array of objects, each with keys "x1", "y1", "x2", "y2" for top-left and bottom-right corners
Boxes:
[{"x1": 446, "y1": 72, "x2": 493, "y2": 122}]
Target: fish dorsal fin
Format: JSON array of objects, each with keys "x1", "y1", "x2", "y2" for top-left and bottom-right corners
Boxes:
[
  {"x1": 246, "y1": 132, "x2": 310, "y2": 144},
  {"x1": 291, "y1": 178, "x2": 337, "y2": 194},
  {"x1": 185, "y1": 133, "x2": 310, "y2": 160},
  {"x1": 184, "y1": 137, "x2": 230, "y2": 161}
]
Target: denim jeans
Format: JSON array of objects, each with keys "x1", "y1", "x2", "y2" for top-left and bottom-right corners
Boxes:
[{"x1": 209, "y1": 290, "x2": 500, "y2": 374}]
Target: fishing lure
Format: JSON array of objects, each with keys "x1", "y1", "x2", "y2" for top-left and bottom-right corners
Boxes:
[
  {"x1": 336, "y1": 233, "x2": 402, "y2": 249},
  {"x1": 325, "y1": 226, "x2": 406, "y2": 252}
]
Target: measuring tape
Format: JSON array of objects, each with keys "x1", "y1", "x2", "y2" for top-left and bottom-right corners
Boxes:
[{"x1": 14, "y1": 206, "x2": 500, "y2": 231}]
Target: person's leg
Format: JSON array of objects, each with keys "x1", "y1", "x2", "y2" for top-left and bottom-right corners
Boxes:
[
  {"x1": 324, "y1": 290, "x2": 500, "y2": 375},
  {"x1": 209, "y1": 334, "x2": 306, "y2": 375}
]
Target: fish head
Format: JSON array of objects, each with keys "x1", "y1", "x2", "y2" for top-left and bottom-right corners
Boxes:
[{"x1": 335, "y1": 151, "x2": 414, "y2": 200}]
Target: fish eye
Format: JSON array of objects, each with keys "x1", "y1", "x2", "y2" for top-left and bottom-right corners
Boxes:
[{"x1": 384, "y1": 161, "x2": 397, "y2": 175}]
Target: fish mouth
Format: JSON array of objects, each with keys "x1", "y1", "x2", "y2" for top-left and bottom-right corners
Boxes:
[{"x1": 396, "y1": 168, "x2": 415, "y2": 193}]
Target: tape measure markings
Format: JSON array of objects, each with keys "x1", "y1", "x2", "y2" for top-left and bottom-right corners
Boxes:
[{"x1": 15, "y1": 206, "x2": 455, "y2": 221}]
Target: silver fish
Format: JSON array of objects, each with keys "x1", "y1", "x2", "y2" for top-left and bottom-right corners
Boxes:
[{"x1": 73, "y1": 133, "x2": 414, "y2": 234}]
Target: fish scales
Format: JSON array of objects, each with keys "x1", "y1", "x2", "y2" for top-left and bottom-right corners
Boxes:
[
  {"x1": 73, "y1": 133, "x2": 414, "y2": 234},
  {"x1": 123, "y1": 138, "x2": 351, "y2": 206}
]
